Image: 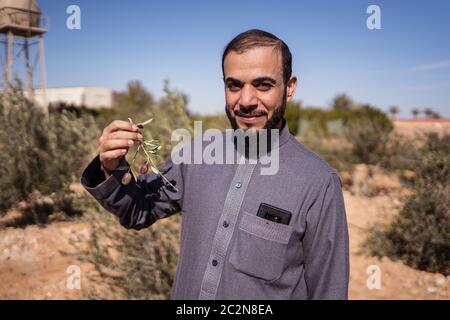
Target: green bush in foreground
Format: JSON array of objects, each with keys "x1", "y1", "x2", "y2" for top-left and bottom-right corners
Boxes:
[
  {"x1": 0, "y1": 86, "x2": 99, "y2": 214},
  {"x1": 76, "y1": 205, "x2": 180, "y2": 299},
  {"x1": 365, "y1": 133, "x2": 450, "y2": 275}
]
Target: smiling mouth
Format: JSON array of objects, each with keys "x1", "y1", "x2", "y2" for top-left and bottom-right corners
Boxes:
[{"x1": 236, "y1": 114, "x2": 266, "y2": 123}]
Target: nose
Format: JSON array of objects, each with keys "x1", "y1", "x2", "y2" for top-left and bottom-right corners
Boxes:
[{"x1": 238, "y1": 84, "x2": 258, "y2": 109}]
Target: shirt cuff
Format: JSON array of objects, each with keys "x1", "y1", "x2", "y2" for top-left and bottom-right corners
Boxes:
[{"x1": 80, "y1": 155, "x2": 130, "y2": 200}]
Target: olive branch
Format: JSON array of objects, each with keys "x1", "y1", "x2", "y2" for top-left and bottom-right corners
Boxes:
[{"x1": 119, "y1": 117, "x2": 178, "y2": 192}]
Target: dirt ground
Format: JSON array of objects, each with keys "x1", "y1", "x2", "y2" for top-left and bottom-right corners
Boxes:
[
  {"x1": 0, "y1": 218, "x2": 124, "y2": 299},
  {"x1": 393, "y1": 119, "x2": 450, "y2": 138},
  {"x1": 0, "y1": 186, "x2": 447, "y2": 300},
  {"x1": 345, "y1": 191, "x2": 448, "y2": 299}
]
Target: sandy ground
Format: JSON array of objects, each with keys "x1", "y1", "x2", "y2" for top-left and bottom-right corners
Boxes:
[
  {"x1": 0, "y1": 219, "x2": 124, "y2": 299},
  {"x1": 0, "y1": 187, "x2": 448, "y2": 300},
  {"x1": 0, "y1": 220, "x2": 90, "y2": 299},
  {"x1": 344, "y1": 191, "x2": 448, "y2": 299},
  {"x1": 393, "y1": 119, "x2": 450, "y2": 138}
]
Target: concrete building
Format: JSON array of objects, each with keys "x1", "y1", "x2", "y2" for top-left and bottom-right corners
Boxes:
[{"x1": 31, "y1": 86, "x2": 113, "y2": 109}]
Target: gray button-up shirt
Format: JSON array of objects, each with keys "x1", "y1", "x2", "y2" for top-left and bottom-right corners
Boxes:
[{"x1": 80, "y1": 122, "x2": 349, "y2": 300}]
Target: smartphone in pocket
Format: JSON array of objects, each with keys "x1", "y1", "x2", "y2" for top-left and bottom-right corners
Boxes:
[{"x1": 256, "y1": 203, "x2": 292, "y2": 225}]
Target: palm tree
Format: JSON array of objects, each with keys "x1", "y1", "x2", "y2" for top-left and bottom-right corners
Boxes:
[
  {"x1": 411, "y1": 108, "x2": 420, "y2": 119},
  {"x1": 388, "y1": 105, "x2": 399, "y2": 119},
  {"x1": 423, "y1": 108, "x2": 434, "y2": 118}
]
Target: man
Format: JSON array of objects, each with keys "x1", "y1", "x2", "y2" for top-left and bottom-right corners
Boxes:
[{"x1": 81, "y1": 29, "x2": 349, "y2": 299}]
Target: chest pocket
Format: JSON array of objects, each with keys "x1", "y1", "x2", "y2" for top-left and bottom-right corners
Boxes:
[{"x1": 229, "y1": 211, "x2": 294, "y2": 282}]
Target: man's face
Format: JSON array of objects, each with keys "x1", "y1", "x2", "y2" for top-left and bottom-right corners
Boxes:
[{"x1": 223, "y1": 46, "x2": 293, "y2": 131}]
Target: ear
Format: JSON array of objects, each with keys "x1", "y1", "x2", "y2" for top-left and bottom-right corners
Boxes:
[{"x1": 286, "y1": 76, "x2": 298, "y2": 102}]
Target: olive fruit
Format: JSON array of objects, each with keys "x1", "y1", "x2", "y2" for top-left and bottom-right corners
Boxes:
[
  {"x1": 140, "y1": 164, "x2": 149, "y2": 174},
  {"x1": 121, "y1": 172, "x2": 132, "y2": 185}
]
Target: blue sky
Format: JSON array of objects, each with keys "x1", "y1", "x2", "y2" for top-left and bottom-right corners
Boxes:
[{"x1": 32, "y1": 0, "x2": 450, "y2": 117}]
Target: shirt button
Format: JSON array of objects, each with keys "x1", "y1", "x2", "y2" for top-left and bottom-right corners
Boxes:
[
  {"x1": 212, "y1": 259, "x2": 218, "y2": 266},
  {"x1": 223, "y1": 220, "x2": 229, "y2": 228},
  {"x1": 235, "y1": 182, "x2": 242, "y2": 188}
]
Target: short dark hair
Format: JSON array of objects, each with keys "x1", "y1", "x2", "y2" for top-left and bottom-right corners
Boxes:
[{"x1": 221, "y1": 29, "x2": 292, "y2": 85}]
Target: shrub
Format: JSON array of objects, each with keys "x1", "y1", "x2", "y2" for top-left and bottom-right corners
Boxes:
[
  {"x1": 297, "y1": 132, "x2": 357, "y2": 173},
  {"x1": 285, "y1": 100, "x2": 301, "y2": 135},
  {"x1": 345, "y1": 105, "x2": 393, "y2": 164},
  {"x1": 297, "y1": 100, "x2": 392, "y2": 172},
  {"x1": 77, "y1": 205, "x2": 180, "y2": 299},
  {"x1": 365, "y1": 133, "x2": 450, "y2": 275},
  {"x1": 49, "y1": 102, "x2": 99, "y2": 118},
  {"x1": 191, "y1": 113, "x2": 231, "y2": 131},
  {"x1": 298, "y1": 107, "x2": 329, "y2": 135},
  {"x1": 0, "y1": 86, "x2": 99, "y2": 214}
]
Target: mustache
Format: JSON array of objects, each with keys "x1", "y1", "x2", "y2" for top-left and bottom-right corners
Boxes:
[{"x1": 235, "y1": 110, "x2": 268, "y2": 118}]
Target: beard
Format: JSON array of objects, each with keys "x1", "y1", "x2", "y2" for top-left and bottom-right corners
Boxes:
[
  {"x1": 225, "y1": 91, "x2": 287, "y2": 158},
  {"x1": 225, "y1": 90, "x2": 287, "y2": 131}
]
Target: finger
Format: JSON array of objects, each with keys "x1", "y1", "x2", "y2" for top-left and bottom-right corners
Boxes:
[
  {"x1": 104, "y1": 120, "x2": 138, "y2": 134},
  {"x1": 100, "y1": 139, "x2": 135, "y2": 153},
  {"x1": 107, "y1": 130, "x2": 143, "y2": 141},
  {"x1": 100, "y1": 149, "x2": 127, "y2": 161}
]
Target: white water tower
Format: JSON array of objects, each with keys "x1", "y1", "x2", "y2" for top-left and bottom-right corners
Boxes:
[{"x1": 0, "y1": 0, "x2": 48, "y2": 112}]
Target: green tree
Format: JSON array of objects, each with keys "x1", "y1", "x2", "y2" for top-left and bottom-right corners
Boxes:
[
  {"x1": 116, "y1": 80, "x2": 154, "y2": 115},
  {"x1": 332, "y1": 93, "x2": 354, "y2": 111},
  {"x1": 346, "y1": 105, "x2": 393, "y2": 164},
  {"x1": 285, "y1": 100, "x2": 302, "y2": 135}
]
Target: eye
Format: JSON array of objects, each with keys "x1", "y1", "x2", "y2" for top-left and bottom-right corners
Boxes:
[
  {"x1": 227, "y1": 83, "x2": 241, "y2": 92},
  {"x1": 256, "y1": 83, "x2": 272, "y2": 91}
]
